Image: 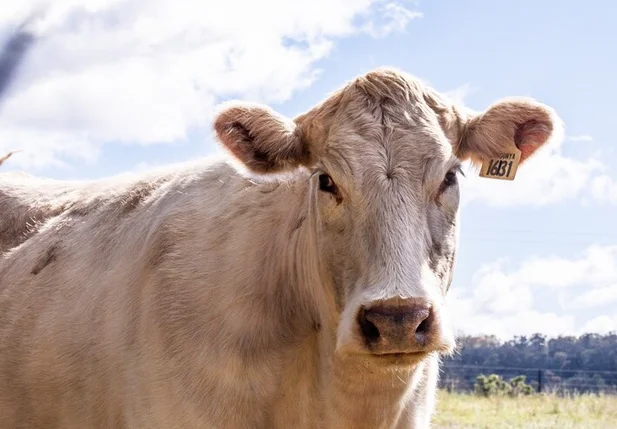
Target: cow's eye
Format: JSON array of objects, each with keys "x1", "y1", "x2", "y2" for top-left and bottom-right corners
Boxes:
[
  {"x1": 442, "y1": 167, "x2": 463, "y2": 190},
  {"x1": 318, "y1": 173, "x2": 337, "y2": 194},
  {"x1": 443, "y1": 171, "x2": 457, "y2": 188}
]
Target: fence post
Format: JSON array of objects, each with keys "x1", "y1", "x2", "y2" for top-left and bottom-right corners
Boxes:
[{"x1": 537, "y1": 369, "x2": 543, "y2": 393}]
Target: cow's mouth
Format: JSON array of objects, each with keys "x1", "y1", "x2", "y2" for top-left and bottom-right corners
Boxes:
[{"x1": 366, "y1": 350, "x2": 432, "y2": 367}]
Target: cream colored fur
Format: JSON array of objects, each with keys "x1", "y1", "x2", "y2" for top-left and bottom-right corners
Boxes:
[{"x1": 0, "y1": 68, "x2": 560, "y2": 428}]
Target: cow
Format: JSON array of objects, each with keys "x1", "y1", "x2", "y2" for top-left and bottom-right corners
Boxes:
[{"x1": 0, "y1": 67, "x2": 560, "y2": 428}]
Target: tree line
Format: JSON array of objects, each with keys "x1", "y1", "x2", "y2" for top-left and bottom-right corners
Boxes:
[{"x1": 439, "y1": 332, "x2": 617, "y2": 394}]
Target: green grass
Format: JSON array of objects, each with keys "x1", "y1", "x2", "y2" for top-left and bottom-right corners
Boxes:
[{"x1": 433, "y1": 390, "x2": 617, "y2": 429}]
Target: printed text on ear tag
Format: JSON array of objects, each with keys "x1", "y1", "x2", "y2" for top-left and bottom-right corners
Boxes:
[{"x1": 479, "y1": 144, "x2": 521, "y2": 181}]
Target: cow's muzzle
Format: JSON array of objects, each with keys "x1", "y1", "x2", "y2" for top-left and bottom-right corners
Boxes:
[{"x1": 356, "y1": 297, "x2": 446, "y2": 356}]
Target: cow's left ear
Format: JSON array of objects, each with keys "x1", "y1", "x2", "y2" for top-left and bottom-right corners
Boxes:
[
  {"x1": 456, "y1": 97, "x2": 561, "y2": 166},
  {"x1": 213, "y1": 101, "x2": 310, "y2": 174}
]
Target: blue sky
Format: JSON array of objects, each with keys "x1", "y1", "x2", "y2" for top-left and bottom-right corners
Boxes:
[{"x1": 1, "y1": 0, "x2": 616, "y2": 338}]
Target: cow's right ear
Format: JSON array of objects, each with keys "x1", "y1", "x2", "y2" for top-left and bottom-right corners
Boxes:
[{"x1": 213, "y1": 101, "x2": 310, "y2": 174}]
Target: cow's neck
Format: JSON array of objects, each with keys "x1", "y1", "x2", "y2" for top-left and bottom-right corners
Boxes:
[
  {"x1": 256, "y1": 178, "x2": 435, "y2": 428},
  {"x1": 320, "y1": 355, "x2": 437, "y2": 428},
  {"x1": 314, "y1": 332, "x2": 435, "y2": 428}
]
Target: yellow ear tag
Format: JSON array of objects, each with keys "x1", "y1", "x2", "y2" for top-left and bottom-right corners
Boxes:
[{"x1": 479, "y1": 144, "x2": 521, "y2": 181}]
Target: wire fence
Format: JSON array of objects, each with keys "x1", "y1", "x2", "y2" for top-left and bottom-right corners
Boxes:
[{"x1": 439, "y1": 363, "x2": 617, "y2": 395}]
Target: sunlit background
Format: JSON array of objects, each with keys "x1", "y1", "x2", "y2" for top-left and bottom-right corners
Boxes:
[{"x1": 1, "y1": 0, "x2": 616, "y2": 340}]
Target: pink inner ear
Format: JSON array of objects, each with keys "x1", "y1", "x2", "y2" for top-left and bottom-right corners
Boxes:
[{"x1": 514, "y1": 119, "x2": 553, "y2": 162}]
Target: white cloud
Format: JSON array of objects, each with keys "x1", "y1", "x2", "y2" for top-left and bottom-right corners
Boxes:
[
  {"x1": 515, "y1": 245, "x2": 617, "y2": 289},
  {"x1": 581, "y1": 314, "x2": 617, "y2": 334},
  {"x1": 465, "y1": 259, "x2": 534, "y2": 315},
  {"x1": 590, "y1": 175, "x2": 617, "y2": 204},
  {"x1": 449, "y1": 295, "x2": 576, "y2": 340},
  {"x1": 447, "y1": 245, "x2": 617, "y2": 339},
  {"x1": 0, "y1": 0, "x2": 422, "y2": 169},
  {"x1": 567, "y1": 134, "x2": 593, "y2": 142},
  {"x1": 360, "y1": 2, "x2": 423, "y2": 38},
  {"x1": 573, "y1": 284, "x2": 617, "y2": 309},
  {"x1": 443, "y1": 83, "x2": 476, "y2": 106}
]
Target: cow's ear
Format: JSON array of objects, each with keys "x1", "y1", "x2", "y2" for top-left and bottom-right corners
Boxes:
[
  {"x1": 457, "y1": 97, "x2": 561, "y2": 166},
  {"x1": 213, "y1": 101, "x2": 310, "y2": 174}
]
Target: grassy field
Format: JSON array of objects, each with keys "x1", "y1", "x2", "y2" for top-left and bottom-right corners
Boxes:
[{"x1": 433, "y1": 390, "x2": 617, "y2": 429}]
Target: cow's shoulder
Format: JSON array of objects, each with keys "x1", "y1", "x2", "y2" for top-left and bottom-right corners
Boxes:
[{"x1": 0, "y1": 156, "x2": 245, "y2": 255}]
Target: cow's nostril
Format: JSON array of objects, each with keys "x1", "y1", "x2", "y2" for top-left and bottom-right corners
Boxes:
[
  {"x1": 358, "y1": 309, "x2": 380, "y2": 342},
  {"x1": 416, "y1": 317, "x2": 430, "y2": 335}
]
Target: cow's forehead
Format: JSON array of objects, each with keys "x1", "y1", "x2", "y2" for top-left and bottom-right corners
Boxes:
[{"x1": 321, "y1": 74, "x2": 455, "y2": 184}]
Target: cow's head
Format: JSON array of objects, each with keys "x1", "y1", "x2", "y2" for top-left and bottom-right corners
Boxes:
[{"x1": 213, "y1": 68, "x2": 560, "y2": 367}]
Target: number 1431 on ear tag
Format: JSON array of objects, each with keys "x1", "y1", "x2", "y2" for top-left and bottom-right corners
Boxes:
[{"x1": 479, "y1": 144, "x2": 522, "y2": 181}]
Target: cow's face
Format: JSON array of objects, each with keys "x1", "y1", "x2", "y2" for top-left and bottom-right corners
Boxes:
[
  {"x1": 311, "y1": 85, "x2": 462, "y2": 362},
  {"x1": 214, "y1": 68, "x2": 560, "y2": 367}
]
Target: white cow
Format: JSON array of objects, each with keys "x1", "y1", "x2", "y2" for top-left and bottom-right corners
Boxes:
[{"x1": 0, "y1": 68, "x2": 560, "y2": 428}]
